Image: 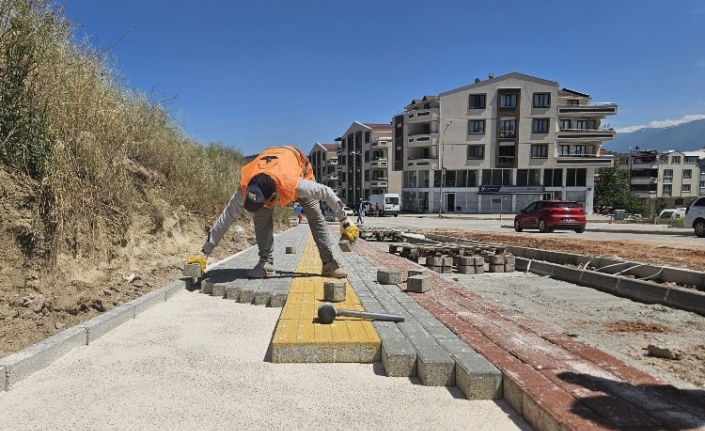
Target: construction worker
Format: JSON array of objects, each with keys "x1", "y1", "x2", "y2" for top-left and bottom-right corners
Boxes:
[{"x1": 188, "y1": 145, "x2": 358, "y2": 278}]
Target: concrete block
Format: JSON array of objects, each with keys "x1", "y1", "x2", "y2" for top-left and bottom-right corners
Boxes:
[
  {"x1": 398, "y1": 321, "x2": 455, "y2": 386},
  {"x1": 457, "y1": 265, "x2": 474, "y2": 274},
  {"x1": 131, "y1": 289, "x2": 166, "y2": 316},
  {"x1": 407, "y1": 275, "x2": 431, "y2": 293},
  {"x1": 504, "y1": 263, "x2": 515, "y2": 272},
  {"x1": 377, "y1": 269, "x2": 402, "y2": 285},
  {"x1": 285, "y1": 246, "x2": 296, "y2": 254},
  {"x1": 323, "y1": 281, "x2": 346, "y2": 302},
  {"x1": 376, "y1": 322, "x2": 417, "y2": 377},
  {"x1": 211, "y1": 282, "x2": 228, "y2": 298},
  {"x1": 79, "y1": 304, "x2": 135, "y2": 344},
  {"x1": 489, "y1": 264, "x2": 505, "y2": 273},
  {"x1": 504, "y1": 254, "x2": 516, "y2": 265},
  {"x1": 254, "y1": 287, "x2": 272, "y2": 306},
  {"x1": 458, "y1": 256, "x2": 474, "y2": 266},
  {"x1": 0, "y1": 326, "x2": 87, "y2": 390},
  {"x1": 225, "y1": 285, "x2": 241, "y2": 301},
  {"x1": 616, "y1": 278, "x2": 667, "y2": 304},
  {"x1": 239, "y1": 287, "x2": 256, "y2": 304},
  {"x1": 489, "y1": 255, "x2": 505, "y2": 265},
  {"x1": 427, "y1": 257, "x2": 443, "y2": 266},
  {"x1": 201, "y1": 278, "x2": 213, "y2": 295},
  {"x1": 579, "y1": 270, "x2": 619, "y2": 295},
  {"x1": 163, "y1": 279, "x2": 184, "y2": 299},
  {"x1": 182, "y1": 277, "x2": 198, "y2": 292},
  {"x1": 438, "y1": 338, "x2": 502, "y2": 400},
  {"x1": 664, "y1": 287, "x2": 705, "y2": 315},
  {"x1": 338, "y1": 239, "x2": 352, "y2": 252},
  {"x1": 408, "y1": 269, "x2": 426, "y2": 277},
  {"x1": 442, "y1": 256, "x2": 453, "y2": 267},
  {"x1": 427, "y1": 266, "x2": 442, "y2": 273},
  {"x1": 474, "y1": 266, "x2": 485, "y2": 274},
  {"x1": 183, "y1": 263, "x2": 202, "y2": 278},
  {"x1": 269, "y1": 291, "x2": 288, "y2": 308}
]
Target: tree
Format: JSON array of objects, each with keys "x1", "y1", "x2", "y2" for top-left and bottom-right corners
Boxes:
[{"x1": 594, "y1": 166, "x2": 646, "y2": 214}]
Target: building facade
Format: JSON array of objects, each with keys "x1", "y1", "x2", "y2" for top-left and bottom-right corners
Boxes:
[
  {"x1": 616, "y1": 149, "x2": 705, "y2": 212},
  {"x1": 336, "y1": 121, "x2": 402, "y2": 207},
  {"x1": 308, "y1": 142, "x2": 340, "y2": 193},
  {"x1": 399, "y1": 72, "x2": 617, "y2": 214}
]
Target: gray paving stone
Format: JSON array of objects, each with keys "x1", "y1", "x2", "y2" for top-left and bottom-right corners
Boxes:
[
  {"x1": 437, "y1": 338, "x2": 502, "y2": 400},
  {"x1": 377, "y1": 269, "x2": 401, "y2": 285},
  {"x1": 407, "y1": 275, "x2": 431, "y2": 293},
  {"x1": 397, "y1": 321, "x2": 455, "y2": 386},
  {"x1": 375, "y1": 322, "x2": 417, "y2": 377}
]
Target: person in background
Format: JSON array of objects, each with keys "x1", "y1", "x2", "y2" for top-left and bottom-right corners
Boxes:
[
  {"x1": 187, "y1": 145, "x2": 358, "y2": 278},
  {"x1": 294, "y1": 202, "x2": 303, "y2": 224},
  {"x1": 356, "y1": 198, "x2": 365, "y2": 224}
]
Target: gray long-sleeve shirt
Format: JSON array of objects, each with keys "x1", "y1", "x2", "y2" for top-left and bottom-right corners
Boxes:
[{"x1": 201, "y1": 178, "x2": 346, "y2": 255}]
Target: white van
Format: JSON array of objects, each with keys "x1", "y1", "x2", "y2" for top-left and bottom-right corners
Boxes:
[{"x1": 367, "y1": 193, "x2": 400, "y2": 217}]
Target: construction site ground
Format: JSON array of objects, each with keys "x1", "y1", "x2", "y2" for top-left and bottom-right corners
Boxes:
[{"x1": 2, "y1": 211, "x2": 705, "y2": 430}]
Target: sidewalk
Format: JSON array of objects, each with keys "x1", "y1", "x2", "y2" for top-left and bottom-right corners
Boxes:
[{"x1": 0, "y1": 227, "x2": 531, "y2": 431}]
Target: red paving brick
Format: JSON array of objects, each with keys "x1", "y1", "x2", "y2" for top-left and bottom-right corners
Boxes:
[{"x1": 353, "y1": 238, "x2": 705, "y2": 431}]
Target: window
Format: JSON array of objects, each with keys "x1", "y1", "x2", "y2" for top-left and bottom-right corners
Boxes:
[
  {"x1": 469, "y1": 94, "x2": 486, "y2": 109},
  {"x1": 531, "y1": 144, "x2": 548, "y2": 158},
  {"x1": 575, "y1": 120, "x2": 587, "y2": 130},
  {"x1": 533, "y1": 118, "x2": 549, "y2": 133},
  {"x1": 482, "y1": 169, "x2": 512, "y2": 185},
  {"x1": 364, "y1": 132, "x2": 370, "y2": 143},
  {"x1": 684, "y1": 169, "x2": 692, "y2": 179},
  {"x1": 500, "y1": 93, "x2": 518, "y2": 108},
  {"x1": 683, "y1": 184, "x2": 691, "y2": 193},
  {"x1": 543, "y1": 168, "x2": 563, "y2": 187},
  {"x1": 663, "y1": 169, "x2": 673, "y2": 182},
  {"x1": 574, "y1": 145, "x2": 587, "y2": 155},
  {"x1": 499, "y1": 118, "x2": 516, "y2": 138},
  {"x1": 467, "y1": 145, "x2": 484, "y2": 160},
  {"x1": 498, "y1": 145, "x2": 515, "y2": 165},
  {"x1": 560, "y1": 119, "x2": 571, "y2": 130},
  {"x1": 566, "y1": 168, "x2": 587, "y2": 187},
  {"x1": 559, "y1": 145, "x2": 570, "y2": 155},
  {"x1": 567, "y1": 99, "x2": 580, "y2": 106},
  {"x1": 533, "y1": 93, "x2": 550, "y2": 107},
  {"x1": 663, "y1": 184, "x2": 672, "y2": 196},
  {"x1": 671, "y1": 156, "x2": 681, "y2": 164},
  {"x1": 516, "y1": 169, "x2": 541, "y2": 186},
  {"x1": 468, "y1": 120, "x2": 485, "y2": 134},
  {"x1": 685, "y1": 156, "x2": 698, "y2": 164}
]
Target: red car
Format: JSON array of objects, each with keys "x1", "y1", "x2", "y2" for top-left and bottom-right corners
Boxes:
[{"x1": 514, "y1": 200, "x2": 586, "y2": 233}]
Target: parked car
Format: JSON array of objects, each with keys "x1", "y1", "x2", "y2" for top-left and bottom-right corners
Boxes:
[
  {"x1": 514, "y1": 200, "x2": 586, "y2": 233},
  {"x1": 685, "y1": 197, "x2": 705, "y2": 237},
  {"x1": 343, "y1": 206, "x2": 354, "y2": 217},
  {"x1": 658, "y1": 208, "x2": 686, "y2": 220}
]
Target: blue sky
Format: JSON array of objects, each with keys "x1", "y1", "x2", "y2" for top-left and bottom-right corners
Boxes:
[{"x1": 60, "y1": 0, "x2": 705, "y2": 156}]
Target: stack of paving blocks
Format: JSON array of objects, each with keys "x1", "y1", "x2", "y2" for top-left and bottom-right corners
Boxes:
[
  {"x1": 182, "y1": 263, "x2": 203, "y2": 290},
  {"x1": 457, "y1": 255, "x2": 486, "y2": 274},
  {"x1": 425, "y1": 256, "x2": 453, "y2": 273},
  {"x1": 487, "y1": 253, "x2": 516, "y2": 273}
]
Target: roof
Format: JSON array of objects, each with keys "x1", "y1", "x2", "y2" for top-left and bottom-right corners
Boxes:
[
  {"x1": 439, "y1": 72, "x2": 559, "y2": 97},
  {"x1": 560, "y1": 88, "x2": 590, "y2": 98}
]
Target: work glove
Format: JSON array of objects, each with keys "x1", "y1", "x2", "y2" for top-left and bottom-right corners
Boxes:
[
  {"x1": 340, "y1": 217, "x2": 359, "y2": 242},
  {"x1": 184, "y1": 251, "x2": 208, "y2": 274}
]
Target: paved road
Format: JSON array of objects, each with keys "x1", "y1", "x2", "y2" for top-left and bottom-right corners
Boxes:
[{"x1": 356, "y1": 214, "x2": 703, "y2": 247}]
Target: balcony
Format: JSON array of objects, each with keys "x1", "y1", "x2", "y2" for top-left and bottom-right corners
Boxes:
[
  {"x1": 630, "y1": 177, "x2": 658, "y2": 185},
  {"x1": 370, "y1": 158, "x2": 388, "y2": 168},
  {"x1": 556, "y1": 153, "x2": 614, "y2": 167},
  {"x1": 370, "y1": 139, "x2": 391, "y2": 148},
  {"x1": 325, "y1": 172, "x2": 339, "y2": 181},
  {"x1": 556, "y1": 128, "x2": 616, "y2": 141},
  {"x1": 558, "y1": 103, "x2": 618, "y2": 116},
  {"x1": 406, "y1": 108, "x2": 439, "y2": 124},
  {"x1": 407, "y1": 136, "x2": 438, "y2": 148},
  {"x1": 370, "y1": 180, "x2": 388, "y2": 188},
  {"x1": 327, "y1": 159, "x2": 338, "y2": 165}
]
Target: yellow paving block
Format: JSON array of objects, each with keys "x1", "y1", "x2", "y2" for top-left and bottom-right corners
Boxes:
[{"x1": 271, "y1": 234, "x2": 381, "y2": 363}]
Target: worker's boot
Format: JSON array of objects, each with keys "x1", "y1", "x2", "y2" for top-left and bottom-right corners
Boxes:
[
  {"x1": 321, "y1": 261, "x2": 347, "y2": 278},
  {"x1": 247, "y1": 259, "x2": 276, "y2": 278}
]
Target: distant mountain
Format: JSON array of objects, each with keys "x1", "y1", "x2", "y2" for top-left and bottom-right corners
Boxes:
[{"x1": 602, "y1": 118, "x2": 705, "y2": 154}]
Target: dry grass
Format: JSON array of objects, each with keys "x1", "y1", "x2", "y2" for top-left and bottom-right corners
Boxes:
[{"x1": 0, "y1": 0, "x2": 291, "y2": 266}]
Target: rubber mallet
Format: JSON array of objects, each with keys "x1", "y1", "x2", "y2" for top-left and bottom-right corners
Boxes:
[{"x1": 317, "y1": 302, "x2": 405, "y2": 324}]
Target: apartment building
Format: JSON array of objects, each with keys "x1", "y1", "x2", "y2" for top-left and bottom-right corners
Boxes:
[
  {"x1": 335, "y1": 121, "x2": 402, "y2": 207},
  {"x1": 308, "y1": 142, "x2": 340, "y2": 192},
  {"x1": 398, "y1": 72, "x2": 617, "y2": 214},
  {"x1": 616, "y1": 149, "x2": 705, "y2": 212}
]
